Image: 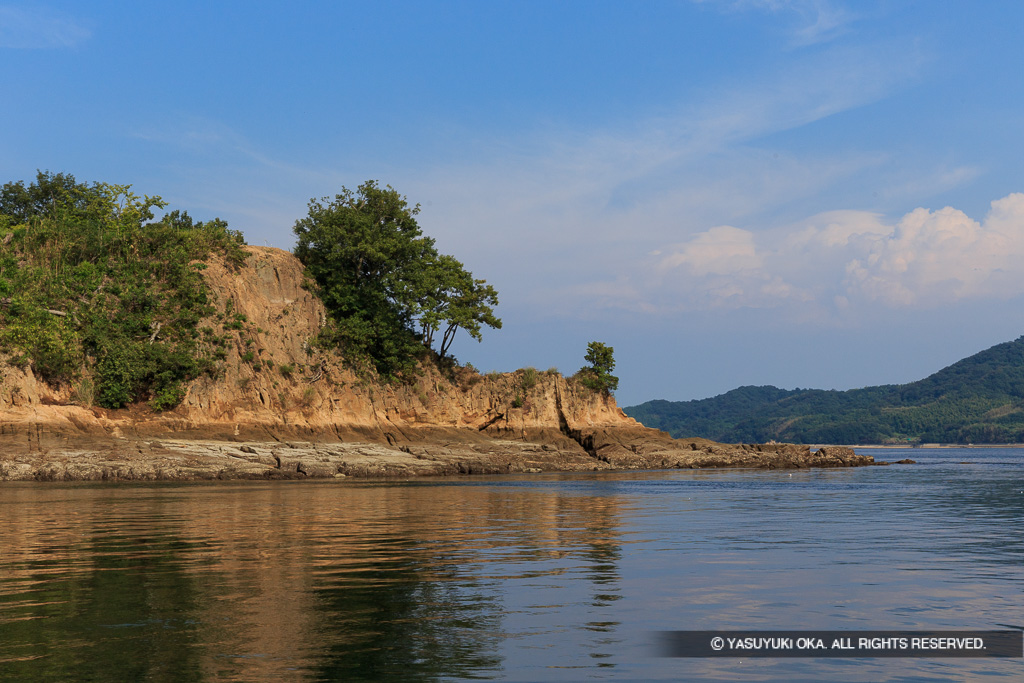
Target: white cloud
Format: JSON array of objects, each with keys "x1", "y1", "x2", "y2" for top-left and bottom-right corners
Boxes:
[
  {"x1": 644, "y1": 225, "x2": 812, "y2": 311},
  {"x1": 784, "y1": 209, "x2": 891, "y2": 249},
  {"x1": 843, "y1": 194, "x2": 1024, "y2": 305},
  {"x1": 364, "y1": 31, "x2": 940, "y2": 330},
  {"x1": 639, "y1": 192, "x2": 1024, "y2": 314},
  {"x1": 656, "y1": 225, "x2": 762, "y2": 275},
  {"x1": 0, "y1": 6, "x2": 91, "y2": 49}
]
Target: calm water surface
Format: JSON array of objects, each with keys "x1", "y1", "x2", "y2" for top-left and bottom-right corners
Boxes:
[{"x1": 1, "y1": 448, "x2": 1022, "y2": 681}]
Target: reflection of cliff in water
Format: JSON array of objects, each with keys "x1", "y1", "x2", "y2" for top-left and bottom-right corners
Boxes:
[
  {"x1": 0, "y1": 480, "x2": 629, "y2": 680},
  {"x1": 571, "y1": 493, "x2": 624, "y2": 669},
  {"x1": 306, "y1": 483, "x2": 627, "y2": 679}
]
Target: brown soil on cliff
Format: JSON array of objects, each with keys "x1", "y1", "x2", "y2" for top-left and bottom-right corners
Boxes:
[{"x1": 0, "y1": 247, "x2": 877, "y2": 480}]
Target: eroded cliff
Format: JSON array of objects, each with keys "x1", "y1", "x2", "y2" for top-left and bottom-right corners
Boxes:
[{"x1": 0, "y1": 247, "x2": 876, "y2": 480}]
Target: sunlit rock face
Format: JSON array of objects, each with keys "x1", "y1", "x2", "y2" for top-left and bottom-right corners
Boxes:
[{"x1": 0, "y1": 247, "x2": 875, "y2": 480}]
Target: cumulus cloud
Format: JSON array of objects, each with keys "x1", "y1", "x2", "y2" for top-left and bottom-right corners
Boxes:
[
  {"x1": 843, "y1": 194, "x2": 1024, "y2": 305},
  {"x1": 0, "y1": 6, "x2": 91, "y2": 49},
  {"x1": 643, "y1": 193, "x2": 1024, "y2": 314}
]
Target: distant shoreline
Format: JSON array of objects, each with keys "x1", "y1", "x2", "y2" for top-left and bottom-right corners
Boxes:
[{"x1": 811, "y1": 443, "x2": 1024, "y2": 449}]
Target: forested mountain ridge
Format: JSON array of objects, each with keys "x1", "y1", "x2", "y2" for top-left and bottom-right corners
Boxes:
[{"x1": 624, "y1": 336, "x2": 1024, "y2": 444}]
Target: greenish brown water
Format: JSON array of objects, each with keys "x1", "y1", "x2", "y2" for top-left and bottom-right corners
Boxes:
[{"x1": 1, "y1": 448, "x2": 1022, "y2": 681}]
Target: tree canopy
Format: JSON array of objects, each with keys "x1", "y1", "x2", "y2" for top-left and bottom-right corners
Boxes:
[
  {"x1": 0, "y1": 171, "x2": 246, "y2": 409},
  {"x1": 292, "y1": 181, "x2": 500, "y2": 378},
  {"x1": 577, "y1": 341, "x2": 619, "y2": 395}
]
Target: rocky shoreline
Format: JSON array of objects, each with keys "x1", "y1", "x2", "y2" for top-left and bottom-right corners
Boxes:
[{"x1": 0, "y1": 430, "x2": 881, "y2": 482}]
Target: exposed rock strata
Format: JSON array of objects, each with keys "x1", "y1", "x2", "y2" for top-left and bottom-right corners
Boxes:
[
  {"x1": 0, "y1": 438, "x2": 877, "y2": 482},
  {"x1": 0, "y1": 247, "x2": 877, "y2": 481}
]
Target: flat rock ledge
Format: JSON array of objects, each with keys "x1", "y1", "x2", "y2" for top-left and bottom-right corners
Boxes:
[{"x1": 0, "y1": 432, "x2": 878, "y2": 482}]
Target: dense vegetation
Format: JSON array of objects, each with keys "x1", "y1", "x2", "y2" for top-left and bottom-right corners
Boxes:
[
  {"x1": 624, "y1": 336, "x2": 1024, "y2": 444},
  {"x1": 1, "y1": 172, "x2": 601, "y2": 410},
  {"x1": 0, "y1": 172, "x2": 246, "y2": 409},
  {"x1": 293, "y1": 181, "x2": 501, "y2": 379}
]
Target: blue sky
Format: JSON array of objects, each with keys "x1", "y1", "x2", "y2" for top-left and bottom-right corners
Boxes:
[{"x1": 4, "y1": 1, "x2": 1024, "y2": 406}]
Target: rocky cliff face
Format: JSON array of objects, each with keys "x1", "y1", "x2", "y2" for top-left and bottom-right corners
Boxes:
[
  {"x1": 2, "y1": 247, "x2": 636, "y2": 439},
  {"x1": 0, "y1": 247, "x2": 878, "y2": 480}
]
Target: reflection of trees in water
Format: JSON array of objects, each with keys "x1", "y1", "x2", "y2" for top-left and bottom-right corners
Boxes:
[
  {"x1": 308, "y1": 552, "x2": 502, "y2": 681},
  {"x1": 0, "y1": 481, "x2": 633, "y2": 681},
  {"x1": 1, "y1": 524, "x2": 207, "y2": 682}
]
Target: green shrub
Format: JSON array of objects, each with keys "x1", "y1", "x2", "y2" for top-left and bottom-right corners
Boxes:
[
  {"x1": 225, "y1": 315, "x2": 246, "y2": 330},
  {"x1": 29, "y1": 323, "x2": 81, "y2": 383},
  {"x1": 151, "y1": 382, "x2": 185, "y2": 411},
  {"x1": 96, "y1": 344, "x2": 147, "y2": 409}
]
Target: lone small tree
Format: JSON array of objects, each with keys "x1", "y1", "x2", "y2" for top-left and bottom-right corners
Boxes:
[{"x1": 577, "y1": 341, "x2": 619, "y2": 395}]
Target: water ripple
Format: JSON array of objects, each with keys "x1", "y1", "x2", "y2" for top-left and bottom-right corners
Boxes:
[{"x1": 0, "y1": 449, "x2": 1021, "y2": 680}]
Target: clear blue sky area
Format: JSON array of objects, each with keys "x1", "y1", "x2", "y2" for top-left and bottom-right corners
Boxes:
[{"x1": 4, "y1": 1, "x2": 1024, "y2": 405}]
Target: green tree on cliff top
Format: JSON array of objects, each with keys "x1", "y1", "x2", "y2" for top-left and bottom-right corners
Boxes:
[
  {"x1": 292, "y1": 181, "x2": 500, "y2": 378},
  {"x1": 577, "y1": 341, "x2": 619, "y2": 395}
]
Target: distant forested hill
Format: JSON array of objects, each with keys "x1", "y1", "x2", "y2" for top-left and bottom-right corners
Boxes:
[{"x1": 624, "y1": 336, "x2": 1024, "y2": 444}]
